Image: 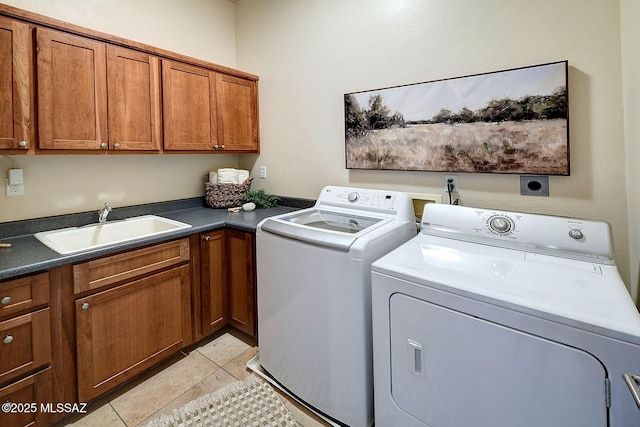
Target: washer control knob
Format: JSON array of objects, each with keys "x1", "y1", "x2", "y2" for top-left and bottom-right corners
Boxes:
[
  {"x1": 569, "y1": 229, "x2": 584, "y2": 240},
  {"x1": 489, "y1": 216, "x2": 512, "y2": 234},
  {"x1": 347, "y1": 192, "x2": 359, "y2": 202}
]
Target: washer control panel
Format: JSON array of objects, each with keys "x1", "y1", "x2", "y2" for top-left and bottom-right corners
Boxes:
[
  {"x1": 316, "y1": 186, "x2": 416, "y2": 221},
  {"x1": 321, "y1": 187, "x2": 400, "y2": 210},
  {"x1": 421, "y1": 204, "x2": 614, "y2": 264}
]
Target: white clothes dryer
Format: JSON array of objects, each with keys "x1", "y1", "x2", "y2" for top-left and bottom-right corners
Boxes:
[
  {"x1": 254, "y1": 186, "x2": 417, "y2": 427},
  {"x1": 371, "y1": 203, "x2": 640, "y2": 427}
]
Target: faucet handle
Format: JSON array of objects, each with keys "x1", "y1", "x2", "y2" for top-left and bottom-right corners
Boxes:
[{"x1": 98, "y1": 202, "x2": 113, "y2": 223}]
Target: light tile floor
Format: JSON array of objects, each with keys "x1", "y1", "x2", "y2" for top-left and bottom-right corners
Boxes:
[{"x1": 56, "y1": 329, "x2": 328, "y2": 427}]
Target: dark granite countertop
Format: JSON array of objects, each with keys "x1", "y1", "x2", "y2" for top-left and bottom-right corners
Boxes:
[{"x1": 0, "y1": 196, "x2": 313, "y2": 282}]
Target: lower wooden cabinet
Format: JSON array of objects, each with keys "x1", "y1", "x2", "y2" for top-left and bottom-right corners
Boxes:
[
  {"x1": 0, "y1": 308, "x2": 51, "y2": 385},
  {"x1": 75, "y1": 264, "x2": 191, "y2": 402},
  {"x1": 227, "y1": 230, "x2": 256, "y2": 336},
  {"x1": 0, "y1": 227, "x2": 259, "y2": 423},
  {"x1": 0, "y1": 272, "x2": 53, "y2": 427},
  {"x1": 0, "y1": 367, "x2": 54, "y2": 427},
  {"x1": 200, "y1": 231, "x2": 227, "y2": 336},
  {"x1": 199, "y1": 229, "x2": 257, "y2": 338}
]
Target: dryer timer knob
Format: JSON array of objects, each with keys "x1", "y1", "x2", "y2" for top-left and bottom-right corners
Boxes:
[
  {"x1": 347, "y1": 192, "x2": 359, "y2": 202},
  {"x1": 489, "y1": 216, "x2": 512, "y2": 234}
]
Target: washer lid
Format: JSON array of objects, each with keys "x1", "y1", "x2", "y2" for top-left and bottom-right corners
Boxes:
[
  {"x1": 280, "y1": 209, "x2": 383, "y2": 234},
  {"x1": 372, "y1": 234, "x2": 640, "y2": 343},
  {"x1": 260, "y1": 208, "x2": 391, "y2": 251}
]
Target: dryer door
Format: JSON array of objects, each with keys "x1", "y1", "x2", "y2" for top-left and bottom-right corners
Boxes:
[{"x1": 390, "y1": 293, "x2": 608, "y2": 427}]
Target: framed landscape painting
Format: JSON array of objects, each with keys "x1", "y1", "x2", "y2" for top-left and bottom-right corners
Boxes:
[{"x1": 344, "y1": 61, "x2": 569, "y2": 175}]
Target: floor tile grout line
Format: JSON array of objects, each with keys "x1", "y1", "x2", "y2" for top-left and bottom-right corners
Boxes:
[
  {"x1": 108, "y1": 402, "x2": 129, "y2": 427},
  {"x1": 111, "y1": 353, "x2": 221, "y2": 427},
  {"x1": 130, "y1": 365, "x2": 233, "y2": 427},
  {"x1": 61, "y1": 334, "x2": 276, "y2": 427}
]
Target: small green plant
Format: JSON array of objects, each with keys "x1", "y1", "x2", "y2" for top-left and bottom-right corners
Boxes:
[{"x1": 242, "y1": 189, "x2": 280, "y2": 208}]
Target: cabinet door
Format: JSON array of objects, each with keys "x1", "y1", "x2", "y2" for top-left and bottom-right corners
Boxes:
[
  {"x1": 36, "y1": 28, "x2": 107, "y2": 150},
  {"x1": 106, "y1": 46, "x2": 161, "y2": 151},
  {"x1": 0, "y1": 17, "x2": 33, "y2": 150},
  {"x1": 162, "y1": 60, "x2": 218, "y2": 150},
  {"x1": 200, "y1": 231, "x2": 227, "y2": 335},
  {"x1": 216, "y1": 74, "x2": 259, "y2": 152},
  {"x1": 227, "y1": 229, "x2": 256, "y2": 336},
  {"x1": 75, "y1": 265, "x2": 191, "y2": 402}
]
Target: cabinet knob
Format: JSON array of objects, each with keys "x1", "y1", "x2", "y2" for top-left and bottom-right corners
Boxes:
[
  {"x1": 3, "y1": 335, "x2": 13, "y2": 344},
  {"x1": 203, "y1": 236, "x2": 211, "y2": 241},
  {"x1": 81, "y1": 302, "x2": 90, "y2": 310},
  {"x1": 214, "y1": 145, "x2": 219, "y2": 149},
  {"x1": 114, "y1": 143, "x2": 120, "y2": 149},
  {"x1": 1, "y1": 296, "x2": 11, "y2": 305},
  {"x1": 18, "y1": 140, "x2": 28, "y2": 148},
  {"x1": 221, "y1": 145, "x2": 225, "y2": 149},
  {"x1": 101, "y1": 143, "x2": 107, "y2": 149}
]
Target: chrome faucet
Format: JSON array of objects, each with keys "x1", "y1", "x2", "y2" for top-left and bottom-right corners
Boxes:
[{"x1": 98, "y1": 202, "x2": 112, "y2": 223}]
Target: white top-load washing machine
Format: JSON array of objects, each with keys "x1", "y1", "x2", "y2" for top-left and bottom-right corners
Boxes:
[
  {"x1": 254, "y1": 186, "x2": 416, "y2": 427},
  {"x1": 371, "y1": 203, "x2": 640, "y2": 427}
]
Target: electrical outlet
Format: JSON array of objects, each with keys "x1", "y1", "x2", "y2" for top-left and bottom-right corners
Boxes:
[
  {"x1": 5, "y1": 178, "x2": 24, "y2": 196},
  {"x1": 259, "y1": 166, "x2": 267, "y2": 179},
  {"x1": 445, "y1": 175, "x2": 458, "y2": 193}
]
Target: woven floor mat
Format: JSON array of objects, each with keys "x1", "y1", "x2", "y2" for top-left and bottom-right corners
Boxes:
[{"x1": 144, "y1": 374, "x2": 298, "y2": 427}]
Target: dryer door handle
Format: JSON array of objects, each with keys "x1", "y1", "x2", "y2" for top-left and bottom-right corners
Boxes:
[
  {"x1": 623, "y1": 373, "x2": 640, "y2": 409},
  {"x1": 407, "y1": 340, "x2": 424, "y2": 377}
]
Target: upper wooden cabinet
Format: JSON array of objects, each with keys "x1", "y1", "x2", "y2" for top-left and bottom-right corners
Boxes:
[
  {"x1": 1, "y1": 5, "x2": 259, "y2": 154},
  {"x1": 162, "y1": 62, "x2": 260, "y2": 153},
  {"x1": 0, "y1": 16, "x2": 34, "y2": 150},
  {"x1": 106, "y1": 46, "x2": 162, "y2": 151},
  {"x1": 216, "y1": 74, "x2": 259, "y2": 152},
  {"x1": 36, "y1": 27, "x2": 108, "y2": 150},
  {"x1": 37, "y1": 31, "x2": 164, "y2": 152},
  {"x1": 162, "y1": 60, "x2": 218, "y2": 151}
]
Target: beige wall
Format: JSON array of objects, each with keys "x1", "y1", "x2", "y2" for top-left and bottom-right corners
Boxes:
[
  {"x1": 235, "y1": 0, "x2": 636, "y2": 296},
  {"x1": 1, "y1": 0, "x2": 637, "y2": 301},
  {"x1": 621, "y1": 0, "x2": 640, "y2": 302},
  {"x1": 1, "y1": 0, "x2": 237, "y2": 65},
  {"x1": 0, "y1": 0, "x2": 241, "y2": 222}
]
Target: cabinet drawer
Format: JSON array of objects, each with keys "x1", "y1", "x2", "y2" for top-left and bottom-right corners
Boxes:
[
  {"x1": 0, "y1": 273, "x2": 49, "y2": 318},
  {"x1": 0, "y1": 308, "x2": 51, "y2": 385},
  {"x1": 0, "y1": 367, "x2": 53, "y2": 427},
  {"x1": 73, "y1": 238, "x2": 189, "y2": 294}
]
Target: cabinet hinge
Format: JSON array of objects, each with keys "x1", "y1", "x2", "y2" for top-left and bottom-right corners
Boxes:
[{"x1": 605, "y1": 378, "x2": 611, "y2": 408}]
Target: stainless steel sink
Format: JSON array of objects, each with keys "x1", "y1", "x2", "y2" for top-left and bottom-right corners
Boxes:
[{"x1": 34, "y1": 215, "x2": 192, "y2": 254}]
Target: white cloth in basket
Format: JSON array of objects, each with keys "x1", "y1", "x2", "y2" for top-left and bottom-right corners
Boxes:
[{"x1": 215, "y1": 168, "x2": 250, "y2": 184}]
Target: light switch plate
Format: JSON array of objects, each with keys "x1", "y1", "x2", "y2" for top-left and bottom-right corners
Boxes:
[{"x1": 9, "y1": 169, "x2": 23, "y2": 185}]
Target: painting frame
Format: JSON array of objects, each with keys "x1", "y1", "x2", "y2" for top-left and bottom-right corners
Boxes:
[{"x1": 344, "y1": 61, "x2": 570, "y2": 175}]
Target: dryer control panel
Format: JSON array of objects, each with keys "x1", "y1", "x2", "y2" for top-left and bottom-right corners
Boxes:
[{"x1": 421, "y1": 204, "x2": 615, "y2": 264}]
